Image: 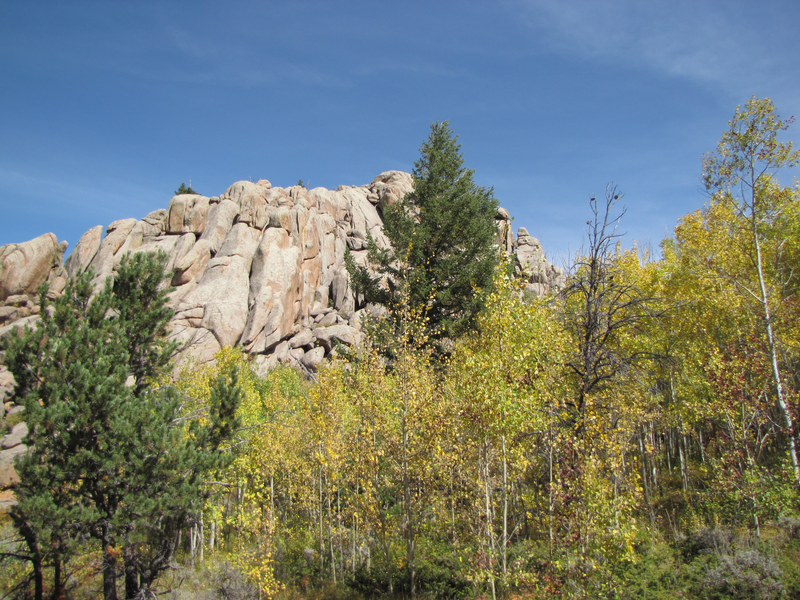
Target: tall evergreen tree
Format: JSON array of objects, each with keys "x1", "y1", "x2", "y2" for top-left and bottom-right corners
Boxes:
[
  {"x1": 347, "y1": 121, "x2": 500, "y2": 342},
  {"x1": 4, "y1": 252, "x2": 242, "y2": 600}
]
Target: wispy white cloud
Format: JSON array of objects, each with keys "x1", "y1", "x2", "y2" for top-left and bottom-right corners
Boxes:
[
  {"x1": 70, "y1": 5, "x2": 359, "y2": 91},
  {"x1": 507, "y1": 0, "x2": 800, "y2": 106},
  {"x1": 0, "y1": 167, "x2": 163, "y2": 220}
]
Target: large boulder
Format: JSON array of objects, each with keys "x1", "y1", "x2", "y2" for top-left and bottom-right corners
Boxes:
[
  {"x1": 0, "y1": 368, "x2": 14, "y2": 407},
  {"x1": 1, "y1": 422, "x2": 28, "y2": 450},
  {"x1": 312, "y1": 324, "x2": 363, "y2": 352},
  {"x1": 65, "y1": 225, "x2": 103, "y2": 277},
  {"x1": 0, "y1": 233, "x2": 62, "y2": 301},
  {"x1": 515, "y1": 228, "x2": 565, "y2": 295},
  {"x1": 166, "y1": 194, "x2": 211, "y2": 235},
  {"x1": 88, "y1": 219, "x2": 138, "y2": 285},
  {"x1": 178, "y1": 224, "x2": 261, "y2": 348},
  {"x1": 241, "y1": 227, "x2": 303, "y2": 353},
  {"x1": 0, "y1": 444, "x2": 26, "y2": 488},
  {"x1": 200, "y1": 199, "x2": 240, "y2": 252},
  {"x1": 0, "y1": 489, "x2": 17, "y2": 512}
]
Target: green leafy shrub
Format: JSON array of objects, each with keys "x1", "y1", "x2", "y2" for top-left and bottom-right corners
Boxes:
[
  {"x1": 413, "y1": 555, "x2": 471, "y2": 600},
  {"x1": 346, "y1": 556, "x2": 470, "y2": 600},
  {"x1": 346, "y1": 563, "x2": 394, "y2": 597},
  {"x1": 617, "y1": 542, "x2": 684, "y2": 600},
  {"x1": 1, "y1": 410, "x2": 24, "y2": 430},
  {"x1": 680, "y1": 528, "x2": 734, "y2": 559}
]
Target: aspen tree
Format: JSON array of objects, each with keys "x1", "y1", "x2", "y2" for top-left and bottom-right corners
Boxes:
[{"x1": 701, "y1": 96, "x2": 800, "y2": 486}]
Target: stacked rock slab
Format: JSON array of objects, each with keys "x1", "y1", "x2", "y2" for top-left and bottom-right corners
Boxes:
[{"x1": 514, "y1": 227, "x2": 566, "y2": 296}]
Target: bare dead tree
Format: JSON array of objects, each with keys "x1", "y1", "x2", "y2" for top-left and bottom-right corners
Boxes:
[{"x1": 561, "y1": 185, "x2": 664, "y2": 431}]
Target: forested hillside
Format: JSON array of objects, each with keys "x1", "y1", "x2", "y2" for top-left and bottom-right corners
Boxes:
[{"x1": 1, "y1": 98, "x2": 799, "y2": 599}]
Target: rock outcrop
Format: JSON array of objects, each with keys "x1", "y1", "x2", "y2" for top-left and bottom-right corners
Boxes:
[
  {"x1": 0, "y1": 170, "x2": 565, "y2": 500},
  {"x1": 0, "y1": 233, "x2": 68, "y2": 303},
  {"x1": 515, "y1": 227, "x2": 566, "y2": 296},
  {"x1": 0, "y1": 169, "x2": 565, "y2": 371}
]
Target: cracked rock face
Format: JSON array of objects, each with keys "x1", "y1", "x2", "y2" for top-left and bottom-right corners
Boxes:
[
  {"x1": 0, "y1": 171, "x2": 564, "y2": 372},
  {"x1": 514, "y1": 227, "x2": 566, "y2": 296}
]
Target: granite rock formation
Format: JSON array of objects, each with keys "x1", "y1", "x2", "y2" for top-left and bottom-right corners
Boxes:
[{"x1": 1, "y1": 171, "x2": 563, "y2": 370}]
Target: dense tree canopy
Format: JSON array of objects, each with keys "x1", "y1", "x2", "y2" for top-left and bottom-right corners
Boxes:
[
  {"x1": 347, "y1": 121, "x2": 499, "y2": 342},
  {"x1": 3, "y1": 252, "x2": 242, "y2": 600}
]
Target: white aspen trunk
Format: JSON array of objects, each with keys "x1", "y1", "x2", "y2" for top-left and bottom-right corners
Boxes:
[
  {"x1": 270, "y1": 474, "x2": 275, "y2": 531},
  {"x1": 501, "y1": 433, "x2": 508, "y2": 580},
  {"x1": 699, "y1": 429, "x2": 706, "y2": 465},
  {"x1": 639, "y1": 431, "x2": 656, "y2": 532},
  {"x1": 189, "y1": 526, "x2": 196, "y2": 570},
  {"x1": 319, "y1": 464, "x2": 325, "y2": 575},
  {"x1": 650, "y1": 423, "x2": 659, "y2": 490},
  {"x1": 350, "y1": 513, "x2": 358, "y2": 573},
  {"x1": 674, "y1": 382, "x2": 690, "y2": 494},
  {"x1": 327, "y1": 478, "x2": 336, "y2": 584},
  {"x1": 483, "y1": 440, "x2": 497, "y2": 600},
  {"x1": 549, "y1": 416, "x2": 554, "y2": 553},
  {"x1": 337, "y1": 491, "x2": 343, "y2": 578},
  {"x1": 199, "y1": 513, "x2": 204, "y2": 563},
  {"x1": 451, "y1": 468, "x2": 457, "y2": 543},
  {"x1": 753, "y1": 228, "x2": 800, "y2": 485},
  {"x1": 679, "y1": 439, "x2": 688, "y2": 493},
  {"x1": 403, "y1": 417, "x2": 415, "y2": 598}
]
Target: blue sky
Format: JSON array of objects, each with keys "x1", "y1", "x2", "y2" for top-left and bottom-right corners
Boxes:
[{"x1": 2, "y1": 1, "x2": 799, "y2": 265}]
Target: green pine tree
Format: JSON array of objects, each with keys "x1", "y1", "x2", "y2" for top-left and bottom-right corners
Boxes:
[
  {"x1": 347, "y1": 121, "x2": 500, "y2": 343},
  {"x1": 174, "y1": 182, "x2": 197, "y2": 195},
  {"x1": 4, "y1": 268, "x2": 127, "y2": 600},
  {"x1": 4, "y1": 252, "x2": 242, "y2": 600}
]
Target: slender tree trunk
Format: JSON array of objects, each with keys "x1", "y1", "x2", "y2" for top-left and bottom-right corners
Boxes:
[
  {"x1": 403, "y1": 413, "x2": 416, "y2": 598},
  {"x1": 678, "y1": 436, "x2": 688, "y2": 493},
  {"x1": 18, "y1": 520, "x2": 44, "y2": 600},
  {"x1": 199, "y1": 513, "x2": 204, "y2": 563},
  {"x1": 270, "y1": 475, "x2": 275, "y2": 531},
  {"x1": 638, "y1": 431, "x2": 656, "y2": 533},
  {"x1": 30, "y1": 552, "x2": 43, "y2": 600},
  {"x1": 373, "y1": 429, "x2": 394, "y2": 595},
  {"x1": 698, "y1": 429, "x2": 706, "y2": 465},
  {"x1": 124, "y1": 543, "x2": 140, "y2": 600},
  {"x1": 501, "y1": 433, "x2": 508, "y2": 581},
  {"x1": 753, "y1": 227, "x2": 800, "y2": 485},
  {"x1": 451, "y1": 468, "x2": 457, "y2": 544},
  {"x1": 326, "y1": 475, "x2": 336, "y2": 584},
  {"x1": 318, "y1": 464, "x2": 325, "y2": 576},
  {"x1": 190, "y1": 524, "x2": 196, "y2": 570},
  {"x1": 549, "y1": 407, "x2": 554, "y2": 555},
  {"x1": 102, "y1": 526, "x2": 118, "y2": 600},
  {"x1": 350, "y1": 512, "x2": 358, "y2": 573},
  {"x1": 51, "y1": 556, "x2": 63, "y2": 600},
  {"x1": 483, "y1": 439, "x2": 497, "y2": 600}
]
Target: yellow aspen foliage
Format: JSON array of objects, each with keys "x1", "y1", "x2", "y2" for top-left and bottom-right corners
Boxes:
[{"x1": 175, "y1": 347, "x2": 304, "y2": 598}]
